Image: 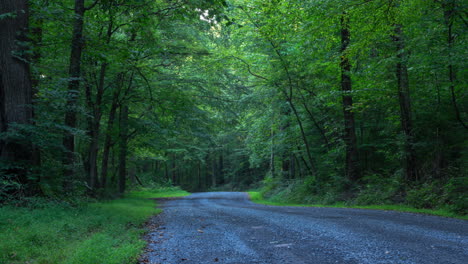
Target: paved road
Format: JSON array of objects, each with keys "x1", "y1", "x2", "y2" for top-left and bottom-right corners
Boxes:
[{"x1": 140, "y1": 192, "x2": 468, "y2": 264}]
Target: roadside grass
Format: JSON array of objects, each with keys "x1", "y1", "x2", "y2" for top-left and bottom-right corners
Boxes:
[
  {"x1": 247, "y1": 191, "x2": 468, "y2": 220},
  {"x1": 0, "y1": 187, "x2": 189, "y2": 264}
]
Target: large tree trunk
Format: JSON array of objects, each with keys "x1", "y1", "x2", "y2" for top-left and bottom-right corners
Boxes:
[
  {"x1": 0, "y1": 0, "x2": 34, "y2": 194},
  {"x1": 393, "y1": 25, "x2": 418, "y2": 182},
  {"x1": 340, "y1": 13, "x2": 360, "y2": 182},
  {"x1": 63, "y1": 0, "x2": 85, "y2": 190},
  {"x1": 118, "y1": 105, "x2": 128, "y2": 193}
]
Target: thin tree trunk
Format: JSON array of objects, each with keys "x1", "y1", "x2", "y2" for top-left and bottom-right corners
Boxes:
[
  {"x1": 30, "y1": 3, "x2": 44, "y2": 192},
  {"x1": 63, "y1": 0, "x2": 85, "y2": 190},
  {"x1": 218, "y1": 152, "x2": 223, "y2": 183},
  {"x1": 290, "y1": 154, "x2": 296, "y2": 179},
  {"x1": 340, "y1": 13, "x2": 360, "y2": 182},
  {"x1": 118, "y1": 105, "x2": 128, "y2": 193},
  {"x1": 270, "y1": 126, "x2": 275, "y2": 176},
  {"x1": 393, "y1": 24, "x2": 418, "y2": 182},
  {"x1": 100, "y1": 74, "x2": 122, "y2": 188},
  {"x1": 0, "y1": 0, "x2": 34, "y2": 194},
  {"x1": 172, "y1": 156, "x2": 176, "y2": 184},
  {"x1": 443, "y1": 3, "x2": 467, "y2": 129},
  {"x1": 211, "y1": 153, "x2": 217, "y2": 188},
  {"x1": 197, "y1": 161, "x2": 202, "y2": 190}
]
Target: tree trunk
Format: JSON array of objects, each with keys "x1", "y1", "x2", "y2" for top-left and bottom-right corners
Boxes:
[
  {"x1": 340, "y1": 13, "x2": 360, "y2": 182},
  {"x1": 218, "y1": 152, "x2": 223, "y2": 183},
  {"x1": 211, "y1": 154, "x2": 217, "y2": 188},
  {"x1": 442, "y1": 2, "x2": 467, "y2": 129},
  {"x1": 393, "y1": 24, "x2": 417, "y2": 182},
  {"x1": 100, "y1": 74, "x2": 122, "y2": 188},
  {"x1": 290, "y1": 154, "x2": 296, "y2": 179},
  {"x1": 118, "y1": 105, "x2": 128, "y2": 193},
  {"x1": 63, "y1": 0, "x2": 85, "y2": 190},
  {"x1": 30, "y1": 2, "x2": 44, "y2": 175},
  {"x1": 0, "y1": 0, "x2": 34, "y2": 194},
  {"x1": 197, "y1": 161, "x2": 202, "y2": 190}
]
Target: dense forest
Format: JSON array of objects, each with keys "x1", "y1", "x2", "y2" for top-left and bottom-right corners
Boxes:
[{"x1": 1, "y1": 0, "x2": 466, "y2": 214}]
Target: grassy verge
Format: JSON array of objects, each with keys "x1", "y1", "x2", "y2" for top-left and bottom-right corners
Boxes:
[
  {"x1": 0, "y1": 187, "x2": 189, "y2": 264},
  {"x1": 247, "y1": 191, "x2": 467, "y2": 220}
]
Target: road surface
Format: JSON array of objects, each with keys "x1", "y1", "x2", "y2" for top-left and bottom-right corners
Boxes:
[{"x1": 140, "y1": 192, "x2": 468, "y2": 264}]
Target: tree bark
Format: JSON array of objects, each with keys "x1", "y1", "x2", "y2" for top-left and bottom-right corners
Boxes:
[
  {"x1": 118, "y1": 105, "x2": 128, "y2": 193},
  {"x1": 393, "y1": 24, "x2": 418, "y2": 182},
  {"x1": 0, "y1": 0, "x2": 34, "y2": 194},
  {"x1": 100, "y1": 87, "x2": 120, "y2": 188},
  {"x1": 211, "y1": 153, "x2": 217, "y2": 188},
  {"x1": 63, "y1": 0, "x2": 85, "y2": 190},
  {"x1": 340, "y1": 13, "x2": 360, "y2": 182}
]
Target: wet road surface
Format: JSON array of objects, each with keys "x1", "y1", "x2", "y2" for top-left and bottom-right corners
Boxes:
[{"x1": 140, "y1": 192, "x2": 468, "y2": 264}]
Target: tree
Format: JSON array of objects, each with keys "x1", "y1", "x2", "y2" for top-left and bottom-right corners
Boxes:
[
  {"x1": 62, "y1": 0, "x2": 86, "y2": 190},
  {"x1": 340, "y1": 12, "x2": 360, "y2": 183},
  {"x1": 0, "y1": 0, "x2": 34, "y2": 195}
]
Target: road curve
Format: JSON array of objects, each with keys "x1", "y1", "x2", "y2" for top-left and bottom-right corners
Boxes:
[{"x1": 140, "y1": 192, "x2": 467, "y2": 264}]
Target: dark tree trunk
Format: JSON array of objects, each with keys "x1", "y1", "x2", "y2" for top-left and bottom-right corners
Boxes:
[
  {"x1": 290, "y1": 154, "x2": 296, "y2": 179},
  {"x1": 171, "y1": 154, "x2": 176, "y2": 184},
  {"x1": 118, "y1": 105, "x2": 128, "y2": 193},
  {"x1": 164, "y1": 161, "x2": 169, "y2": 181},
  {"x1": 211, "y1": 154, "x2": 217, "y2": 188},
  {"x1": 30, "y1": 2, "x2": 44, "y2": 192},
  {"x1": 393, "y1": 24, "x2": 418, "y2": 182},
  {"x1": 0, "y1": 0, "x2": 34, "y2": 194},
  {"x1": 63, "y1": 0, "x2": 85, "y2": 190},
  {"x1": 85, "y1": 62, "x2": 107, "y2": 190},
  {"x1": 340, "y1": 13, "x2": 360, "y2": 182},
  {"x1": 218, "y1": 152, "x2": 223, "y2": 183},
  {"x1": 280, "y1": 107, "x2": 291, "y2": 179},
  {"x1": 197, "y1": 161, "x2": 202, "y2": 190},
  {"x1": 100, "y1": 73, "x2": 124, "y2": 188}
]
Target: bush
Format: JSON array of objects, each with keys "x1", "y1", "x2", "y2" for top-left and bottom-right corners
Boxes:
[
  {"x1": 353, "y1": 174, "x2": 401, "y2": 206},
  {"x1": 444, "y1": 177, "x2": 468, "y2": 215},
  {"x1": 406, "y1": 182, "x2": 443, "y2": 209}
]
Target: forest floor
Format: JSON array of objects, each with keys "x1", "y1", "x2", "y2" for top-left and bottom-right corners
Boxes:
[{"x1": 140, "y1": 192, "x2": 467, "y2": 264}]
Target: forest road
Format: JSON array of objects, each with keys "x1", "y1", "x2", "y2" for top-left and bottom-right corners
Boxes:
[{"x1": 140, "y1": 192, "x2": 468, "y2": 264}]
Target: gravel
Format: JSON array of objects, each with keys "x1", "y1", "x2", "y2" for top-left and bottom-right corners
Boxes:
[{"x1": 140, "y1": 192, "x2": 468, "y2": 264}]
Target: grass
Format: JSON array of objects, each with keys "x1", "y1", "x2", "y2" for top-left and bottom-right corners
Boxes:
[
  {"x1": 0, "y1": 187, "x2": 189, "y2": 264},
  {"x1": 247, "y1": 191, "x2": 468, "y2": 220}
]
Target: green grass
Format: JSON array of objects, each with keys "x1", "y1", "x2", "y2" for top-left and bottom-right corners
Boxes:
[
  {"x1": 247, "y1": 191, "x2": 468, "y2": 220},
  {"x1": 0, "y1": 187, "x2": 189, "y2": 264}
]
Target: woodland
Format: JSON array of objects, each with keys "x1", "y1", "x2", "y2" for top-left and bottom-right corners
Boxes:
[{"x1": 1, "y1": 0, "x2": 467, "y2": 214}]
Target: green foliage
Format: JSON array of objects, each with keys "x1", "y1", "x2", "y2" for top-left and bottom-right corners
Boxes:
[
  {"x1": 353, "y1": 174, "x2": 402, "y2": 205},
  {"x1": 0, "y1": 188, "x2": 189, "y2": 264},
  {"x1": 406, "y1": 182, "x2": 444, "y2": 209},
  {"x1": 443, "y1": 176, "x2": 468, "y2": 214}
]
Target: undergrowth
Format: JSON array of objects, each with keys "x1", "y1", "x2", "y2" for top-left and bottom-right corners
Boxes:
[
  {"x1": 0, "y1": 187, "x2": 189, "y2": 264},
  {"x1": 251, "y1": 175, "x2": 468, "y2": 219}
]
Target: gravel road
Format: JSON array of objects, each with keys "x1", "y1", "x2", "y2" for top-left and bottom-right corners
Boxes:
[{"x1": 140, "y1": 192, "x2": 468, "y2": 264}]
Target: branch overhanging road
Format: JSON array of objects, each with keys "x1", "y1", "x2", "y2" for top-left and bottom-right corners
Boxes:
[{"x1": 140, "y1": 192, "x2": 468, "y2": 264}]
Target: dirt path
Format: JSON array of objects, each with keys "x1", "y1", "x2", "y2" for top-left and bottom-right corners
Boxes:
[{"x1": 140, "y1": 192, "x2": 468, "y2": 264}]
